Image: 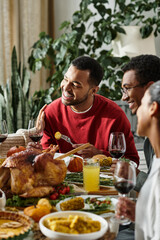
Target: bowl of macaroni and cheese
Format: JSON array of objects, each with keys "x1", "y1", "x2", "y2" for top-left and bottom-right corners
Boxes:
[{"x1": 39, "y1": 210, "x2": 108, "y2": 240}]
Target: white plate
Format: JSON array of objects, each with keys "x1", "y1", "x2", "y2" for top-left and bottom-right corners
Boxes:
[
  {"x1": 39, "y1": 210, "x2": 108, "y2": 240},
  {"x1": 54, "y1": 153, "x2": 83, "y2": 167},
  {"x1": 54, "y1": 153, "x2": 70, "y2": 167},
  {"x1": 56, "y1": 195, "x2": 118, "y2": 214}
]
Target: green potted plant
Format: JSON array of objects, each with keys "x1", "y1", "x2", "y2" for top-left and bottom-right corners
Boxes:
[
  {"x1": 28, "y1": 0, "x2": 160, "y2": 103},
  {"x1": 1, "y1": 0, "x2": 159, "y2": 132},
  {"x1": 0, "y1": 47, "x2": 31, "y2": 133}
]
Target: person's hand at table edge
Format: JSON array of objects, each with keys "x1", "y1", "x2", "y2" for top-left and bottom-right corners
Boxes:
[
  {"x1": 116, "y1": 196, "x2": 136, "y2": 222},
  {"x1": 72, "y1": 143, "x2": 103, "y2": 158}
]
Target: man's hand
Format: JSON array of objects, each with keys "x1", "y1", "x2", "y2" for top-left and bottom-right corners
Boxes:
[
  {"x1": 116, "y1": 197, "x2": 136, "y2": 222},
  {"x1": 72, "y1": 143, "x2": 103, "y2": 158},
  {"x1": 36, "y1": 104, "x2": 47, "y2": 132}
]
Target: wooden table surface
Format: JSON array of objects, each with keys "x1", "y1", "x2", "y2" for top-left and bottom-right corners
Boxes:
[
  {"x1": 14, "y1": 174, "x2": 118, "y2": 240},
  {"x1": 72, "y1": 182, "x2": 118, "y2": 196}
]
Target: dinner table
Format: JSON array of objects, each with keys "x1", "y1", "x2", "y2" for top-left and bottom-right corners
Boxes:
[
  {"x1": 24, "y1": 225, "x2": 117, "y2": 240},
  {"x1": 1, "y1": 174, "x2": 119, "y2": 240},
  {"x1": 20, "y1": 172, "x2": 119, "y2": 240},
  {"x1": 1, "y1": 191, "x2": 119, "y2": 239},
  {"x1": 0, "y1": 144, "x2": 119, "y2": 240}
]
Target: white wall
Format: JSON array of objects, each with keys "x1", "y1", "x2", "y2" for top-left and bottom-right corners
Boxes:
[
  {"x1": 54, "y1": 0, "x2": 81, "y2": 38},
  {"x1": 155, "y1": 35, "x2": 160, "y2": 56},
  {"x1": 54, "y1": 0, "x2": 160, "y2": 57}
]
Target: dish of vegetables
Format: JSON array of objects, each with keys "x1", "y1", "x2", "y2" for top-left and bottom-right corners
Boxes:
[
  {"x1": 65, "y1": 172, "x2": 114, "y2": 186},
  {"x1": 56, "y1": 195, "x2": 117, "y2": 215}
]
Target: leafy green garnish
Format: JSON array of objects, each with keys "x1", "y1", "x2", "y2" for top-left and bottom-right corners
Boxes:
[
  {"x1": 81, "y1": 196, "x2": 113, "y2": 214},
  {"x1": 6, "y1": 183, "x2": 75, "y2": 208},
  {"x1": 6, "y1": 195, "x2": 40, "y2": 207}
]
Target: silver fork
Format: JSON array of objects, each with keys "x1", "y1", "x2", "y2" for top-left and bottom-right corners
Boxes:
[
  {"x1": 60, "y1": 134, "x2": 74, "y2": 145},
  {"x1": 55, "y1": 131, "x2": 74, "y2": 145}
]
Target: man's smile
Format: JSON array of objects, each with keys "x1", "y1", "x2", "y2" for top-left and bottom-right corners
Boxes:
[{"x1": 62, "y1": 92, "x2": 74, "y2": 100}]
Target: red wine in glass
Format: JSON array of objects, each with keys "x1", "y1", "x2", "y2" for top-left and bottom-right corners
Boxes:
[
  {"x1": 0, "y1": 120, "x2": 8, "y2": 145},
  {"x1": 114, "y1": 181, "x2": 135, "y2": 194},
  {"x1": 0, "y1": 135, "x2": 7, "y2": 143},
  {"x1": 108, "y1": 132, "x2": 126, "y2": 159},
  {"x1": 109, "y1": 149, "x2": 125, "y2": 158},
  {"x1": 28, "y1": 119, "x2": 43, "y2": 144},
  {"x1": 29, "y1": 135, "x2": 43, "y2": 142},
  {"x1": 112, "y1": 160, "x2": 136, "y2": 225},
  {"x1": 0, "y1": 120, "x2": 8, "y2": 160}
]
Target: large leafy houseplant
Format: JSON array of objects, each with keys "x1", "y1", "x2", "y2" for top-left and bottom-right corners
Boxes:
[
  {"x1": 0, "y1": 46, "x2": 55, "y2": 132},
  {"x1": 0, "y1": 0, "x2": 159, "y2": 132},
  {"x1": 28, "y1": 0, "x2": 160, "y2": 104},
  {"x1": 0, "y1": 47, "x2": 31, "y2": 133}
]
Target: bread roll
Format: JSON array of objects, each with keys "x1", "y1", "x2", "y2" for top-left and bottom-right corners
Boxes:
[{"x1": 92, "y1": 154, "x2": 112, "y2": 166}]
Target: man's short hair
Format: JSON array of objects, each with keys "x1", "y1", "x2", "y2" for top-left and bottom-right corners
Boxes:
[
  {"x1": 122, "y1": 54, "x2": 160, "y2": 84},
  {"x1": 72, "y1": 56, "x2": 104, "y2": 86}
]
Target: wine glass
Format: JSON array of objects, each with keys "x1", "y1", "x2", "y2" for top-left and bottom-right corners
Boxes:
[
  {"x1": 113, "y1": 160, "x2": 136, "y2": 224},
  {"x1": 0, "y1": 120, "x2": 8, "y2": 162},
  {"x1": 108, "y1": 132, "x2": 126, "y2": 159},
  {"x1": 28, "y1": 119, "x2": 43, "y2": 144},
  {"x1": 0, "y1": 120, "x2": 8, "y2": 145}
]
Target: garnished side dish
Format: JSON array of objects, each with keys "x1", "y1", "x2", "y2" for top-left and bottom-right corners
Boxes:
[
  {"x1": 57, "y1": 196, "x2": 114, "y2": 214},
  {"x1": 83, "y1": 197, "x2": 113, "y2": 213}
]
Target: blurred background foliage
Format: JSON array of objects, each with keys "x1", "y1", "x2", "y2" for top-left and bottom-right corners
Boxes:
[{"x1": 0, "y1": 0, "x2": 160, "y2": 132}]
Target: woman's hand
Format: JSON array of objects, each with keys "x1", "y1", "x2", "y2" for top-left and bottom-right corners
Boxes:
[
  {"x1": 110, "y1": 159, "x2": 140, "y2": 176},
  {"x1": 36, "y1": 104, "x2": 47, "y2": 132},
  {"x1": 116, "y1": 197, "x2": 136, "y2": 222},
  {"x1": 110, "y1": 159, "x2": 118, "y2": 174}
]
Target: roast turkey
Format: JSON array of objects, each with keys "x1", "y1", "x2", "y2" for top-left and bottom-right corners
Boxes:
[{"x1": 0, "y1": 144, "x2": 67, "y2": 197}]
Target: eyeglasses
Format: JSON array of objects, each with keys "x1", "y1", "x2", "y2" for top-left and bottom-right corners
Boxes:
[{"x1": 121, "y1": 83, "x2": 146, "y2": 96}]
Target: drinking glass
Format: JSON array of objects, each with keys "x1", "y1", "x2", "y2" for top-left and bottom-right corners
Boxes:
[
  {"x1": 28, "y1": 119, "x2": 43, "y2": 144},
  {"x1": 113, "y1": 160, "x2": 136, "y2": 224},
  {"x1": 0, "y1": 189, "x2": 6, "y2": 210},
  {"x1": 0, "y1": 120, "x2": 8, "y2": 163},
  {"x1": 0, "y1": 120, "x2": 8, "y2": 145},
  {"x1": 108, "y1": 132, "x2": 126, "y2": 159},
  {"x1": 83, "y1": 158, "x2": 100, "y2": 191}
]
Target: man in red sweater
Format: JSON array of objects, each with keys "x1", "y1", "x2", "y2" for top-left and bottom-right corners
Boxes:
[{"x1": 41, "y1": 56, "x2": 139, "y2": 166}]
